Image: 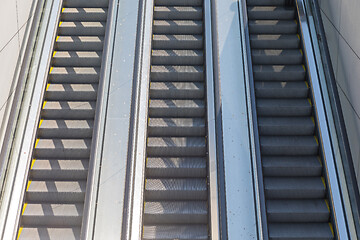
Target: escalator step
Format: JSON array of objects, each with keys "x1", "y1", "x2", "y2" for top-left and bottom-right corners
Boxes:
[
  {"x1": 250, "y1": 34, "x2": 300, "y2": 49},
  {"x1": 144, "y1": 201, "x2": 207, "y2": 224},
  {"x1": 260, "y1": 136, "x2": 318, "y2": 155},
  {"x1": 253, "y1": 65, "x2": 306, "y2": 81},
  {"x1": 152, "y1": 35, "x2": 203, "y2": 50},
  {"x1": 150, "y1": 82, "x2": 205, "y2": 99},
  {"x1": 55, "y1": 36, "x2": 104, "y2": 51},
  {"x1": 266, "y1": 200, "x2": 330, "y2": 222},
  {"x1": 251, "y1": 49, "x2": 303, "y2": 65},
  {"x1": 256, "y1": 99, "x2": 312, "y2": 117},
  {"x1": 49, "y1": 67, "x2": 100, "y2": 84},
  {"x1": 38, "y1": 120, "x2": 94, "y2": 138},
  {"x1": 151, "y1": 50, "x2": 203, "y2": 65},
  {"x1": 21, "y1": 203, "x2": 83, "y2": 227},
  {"x1": 61, "y1": 8, "x2": 108, "y2": 22},
  {"x1": 146, "y1": 157, "x2": 207, "y2": 178},
  {"x1": 262, "y1": 156, "x2": 322, "y2": 177},
  {"x1": 58, "y1": 21, "x2": 106, "y2": 36},
  {"x1": 19, "y1": 227, "x2": 81, "y2": 240},
  {"x1": 145, "y1": 179, "x2": 207, "y2": 200},
  {"x1": 45, "y1": 84, "x2": 98, "y2": 101},
  {"x1": 264, "y1": 177, "x2": 326, "y2": 199},
  {"x1": 154, "y1": 6, "x2": 203, "y2": 20},
  {"x1": 148, "y1": 118, "x2": 205, "y2": 136},
  {"x1": 255, "y1": 81, "x2": 309, "y2": 99},
  {"x1": 143, "y1": 225, "x2": 208, "y2": 240},
  {"x1": 268, "y1": 223, "x2": 333, "y2": 240},
  {"x1": 147, "y1": 137, "x2": 206, "y2": 157},
  {"x1": 249, "y1": 20, "x2": 297, "y2": 34},
  {"x1": 30, "y1": 159, "x2": 89, "y2": 180},
  {"x1": 52, "y1": 51, "x2": 102, "y2": 67},
  {"x1": 247, "y1": 6, "x2": 295, "y2": 20},
  {"x1": 26, "y1": 181, "x2": 86, "y2": 203}
]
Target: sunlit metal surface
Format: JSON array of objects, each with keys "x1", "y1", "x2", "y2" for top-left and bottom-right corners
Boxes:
[{"x1": 205, "y1": 0, "x2": 220, "y2": 238}]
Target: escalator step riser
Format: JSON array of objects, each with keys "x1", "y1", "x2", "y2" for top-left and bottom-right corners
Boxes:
[
  {"x1": 152, "y1": 35, "x2": 203, "y2": 50},
  {"x1": 249, "y1": 21, "x2": 298, "y2": 34},
  {"x1": 58, "y1": 22, "x2": 106, "y2": 36},
  {"x1": 63, "y1": 0, "x2": 109, "y2": 8},
  {"x1": 250, "y1": 35, "x2": 300, "y2": 49},
  {"x1": 61, "y1": 8, "x2": 108, "y2": 21},
  {"x1": 247, "y1": 7, "x2": 295, "y2": 20}
]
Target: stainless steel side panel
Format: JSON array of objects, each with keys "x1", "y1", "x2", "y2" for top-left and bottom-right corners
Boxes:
[
  {"x1": 92, "y1": 0, "x2": 143, "y2": 238},
  {"x1": 212, "y1": 0, "x2": 258, "y2": 238}
]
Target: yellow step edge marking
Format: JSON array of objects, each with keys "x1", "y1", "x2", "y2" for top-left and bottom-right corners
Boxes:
[
  {"x1": 42, "y1": 101, "x2": 47, "y2": 109},
  {"x1": 46, "y1": 83, "x2": 50, "y2": 91},
  {"x1": 318, "y1": 156, "x2": 323, "y2": 166},
  {"x1": 329, "y1": 223, "x2": 334, "y2": 236},
  {"x1": 59, "y1": 21, "x2": 63, "y2": 27},
  {"x1": 30, "y1": 158, "x2": 36, "y2": 169},
  {"x1": 299, "y1": 49, "x2": 303, "y2": 55},
  {"x1": 17, "y1": 227, "x2": 23, "y2": 240},
  {"x1": 321, "y1": 177, "x2": 326, "y2": 188},
  {"x1": 311, "y1": 116, "x2": 315, "y2": 124},
  {"x1": 35, "y1": 138, "x2": 40, "y2": 148},
  {"x1": 307, "y1": 98, "x2": 312, "y2": 106},
  {"x1": 302, "y1": 64, "x2": 306, "y2": 71},
  {"x1": 56, "y1": 36, "x2": 59, "y2": 42},
  {"x1": 297, "y1": 34, "x2": 300, "y2": 40},
  {"x1": 325, "y1": 199, "x2": 330, "y2": 211},
  {"x1": 49, "y1": 67, "x2": 54, "y2": 74},
  {"x1": 305, "y1": 81, "x2": 309, "y2": 88},
  {"x1": 26, "y1": 180, "x2": 32, "y2": 191},
  {"x1": 294, "y1": 19, "x2": 297, "y2": 24},
  {"x1": 53, "y1": 51, "x2": 57, "y2": 58},
  {"x1": 62, "y1": 7, "x2": 65, "y2": 12},
  {"x1": 314, "y1": 136, "x2": 319, "y2": 145}
]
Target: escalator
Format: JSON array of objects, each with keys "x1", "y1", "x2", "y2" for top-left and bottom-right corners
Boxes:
[
  {"x1": 142, "y1": 0, "x2": 209, "y2": 239},
  {"x1": 246, "y1": 0, "x2": 334, "y2": 239},
  {"x1": 17, "y1": 0, "x2": 109, "y2": 239}
]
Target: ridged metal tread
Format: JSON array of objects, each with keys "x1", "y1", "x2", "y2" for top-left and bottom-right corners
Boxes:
[
  {"x1": 246, "y1": 0, "x2": 334, "y2": 239},
  {"x1": 143, "y1": 0, "x2": 208, "y2": 239},
  {"x1": 17, "y1": 0, "x2": 109, "y2": 239}
]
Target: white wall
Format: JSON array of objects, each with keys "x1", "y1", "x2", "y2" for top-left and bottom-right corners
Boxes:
[
  {"x1": 319, "y1": 0, "x2": 360, "y2": 190},
  {"x1": 0, "y1": 0, "x2": 35, "y2": 141}
]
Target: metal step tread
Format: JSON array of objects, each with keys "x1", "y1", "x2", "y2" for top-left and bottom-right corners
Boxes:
[
  {"x1": 268, "y1": 223, "x2": 333, "y2": 239},
  {"x1": 264, "y1": 177, "x2": 326, "y2": 199},
  {"x1": 49, "y1": 67, "x2": 100, "y2": 83},
  {"x1": 262, "y1": 156, "x2": 322, "y2": 177},
  {"x1": 266, "y1": 199, "x2": 330, "y2": 222},
  {"x1": 143, "y1": 225, "x2": 208, "y2": 240},
  {"x1": 247, "y1": 6, "x2": 295, "y2": 20},
  {"x1": 18, "y1": 227, "x2": 81, "y2": 240},
  {"x1": 154, "y1": 6, "x2": 202, "y2": 20},
  {"x1": 61, "y1": 8, "x2": 108, "y2": 21},
  {"x1": 145, "y1": 178, "x2": 207, "y2": 200},
  {"x1": 146, "y1": 157, "x2": 206, "y2": 178}
]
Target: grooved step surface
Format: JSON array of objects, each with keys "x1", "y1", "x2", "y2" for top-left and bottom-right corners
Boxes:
[
  {"x1": 247, "y1": 0, "x2": 334, "y2": 238},
  {"x1": 18, "y1": 0, "x2": 109, "y2": 238},
  {"x1": 143, "y1": 0, "x2": 209, "y2": 238}
]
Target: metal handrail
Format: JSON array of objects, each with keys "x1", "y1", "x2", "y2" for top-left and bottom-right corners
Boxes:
[
  {"x1": 239, "y1": 0, "x2": 269, "y2": 239},
  {"x1": 80, "y1": 0, "x2": 119, "y2": 237},
  {"x1": 309, "y1": 0, "x2": 360, "y2": 237},
  {"x1": 295, "y1": 0, "x2": 349, "y2": 238}
]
